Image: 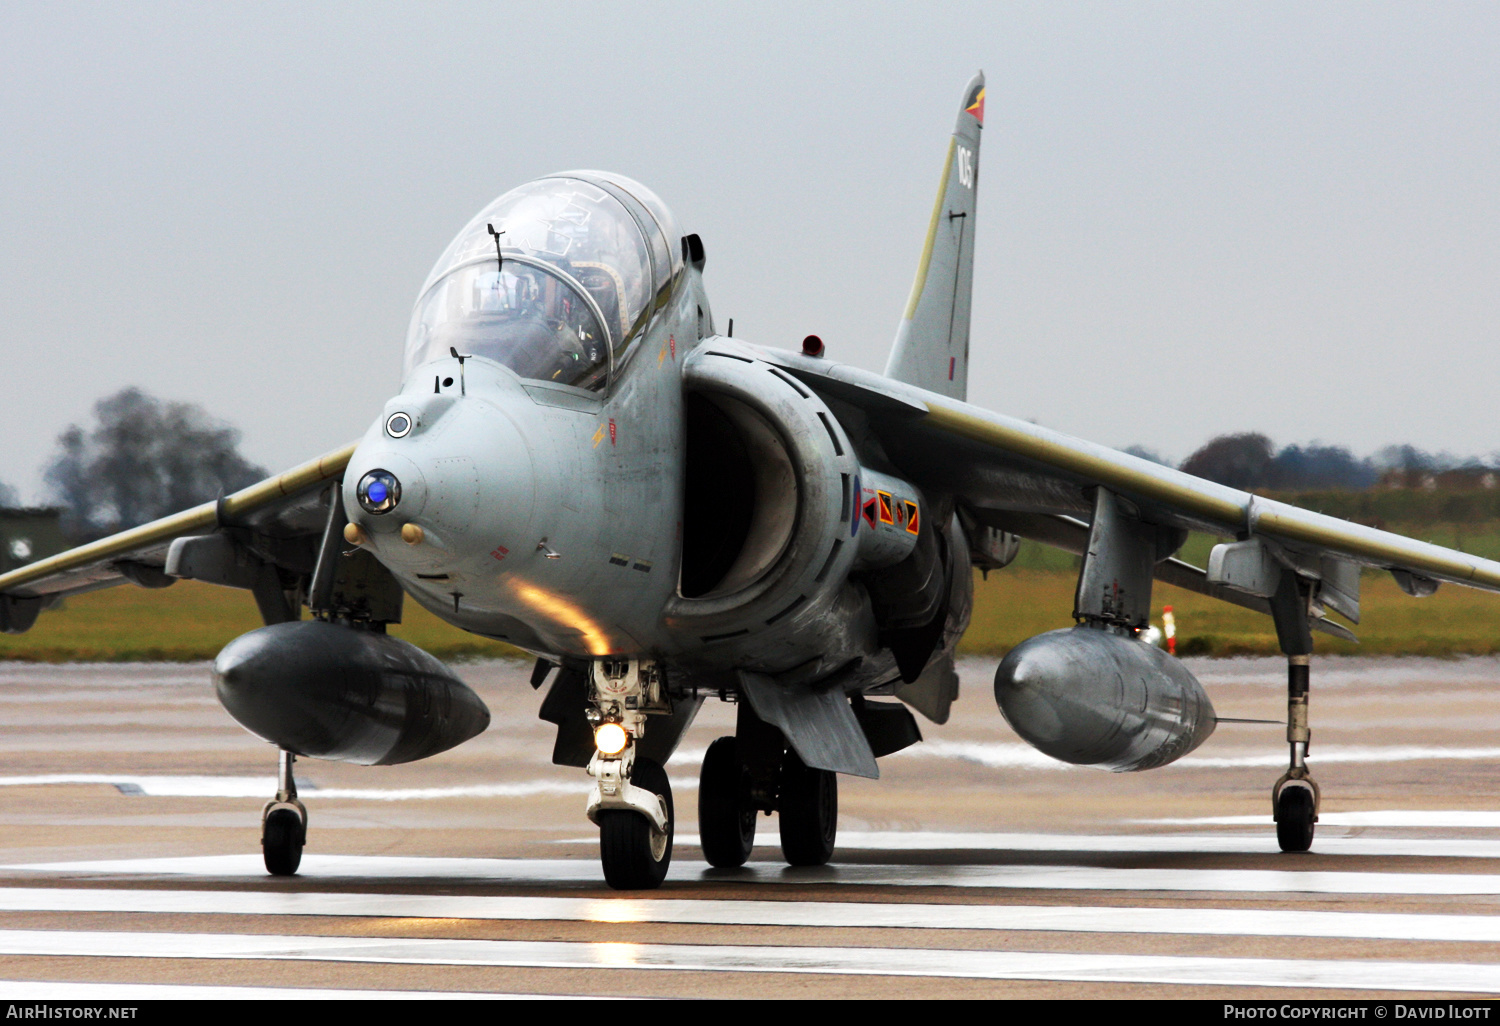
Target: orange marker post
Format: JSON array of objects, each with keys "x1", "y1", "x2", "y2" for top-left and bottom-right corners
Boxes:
[{"x1": 1163, "y1": 605, "x2": 1176, "y2": 656}]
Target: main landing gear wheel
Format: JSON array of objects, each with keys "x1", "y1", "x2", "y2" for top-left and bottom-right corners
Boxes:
[
  {"x1": 599, "y1": 757, "x2": 673, "y2": 890},
  {"x1": 262, "y1": 807, "x2": 304, "y2": 876},
  {"x1": 778, "y1": 749, "x2": 837, "y2": 867},
  {"x1": 1276, "y1": 784, "x2": 1316, "y2": 853},
  {"x1": 698, "y1": 736, "x2": 756, "y2": 868}
]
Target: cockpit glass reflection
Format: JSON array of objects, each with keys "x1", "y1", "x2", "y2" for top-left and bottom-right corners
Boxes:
[
  {"x1": 404, "y1": 176, "x2": 665, "y2": 390},
  {"x1": 408, "y1": 261, "x2": 609, "y2": 390}
]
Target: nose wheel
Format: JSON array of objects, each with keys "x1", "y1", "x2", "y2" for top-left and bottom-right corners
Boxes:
[
  {"x1": 262, "y1": 749, "x2": 307, "y2": 876},
  {"x1": 698, "y1": 736, "x2": 757, "y2": 868},
  {"x1": 598, "y1": 757, "x2": 673, "y2": 889}
]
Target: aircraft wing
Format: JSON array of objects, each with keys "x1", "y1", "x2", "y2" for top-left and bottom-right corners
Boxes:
[
  {"x1": 753, "y1": 343, "x2": 1494, "y2": 627},
  {"x1": 0, "y1": 442, "x2": 356, "y2": 633}
]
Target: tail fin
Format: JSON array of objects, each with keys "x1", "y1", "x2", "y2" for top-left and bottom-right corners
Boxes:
[{"x1": 885, "y1": 72, "x2": 984, "y2": 401}]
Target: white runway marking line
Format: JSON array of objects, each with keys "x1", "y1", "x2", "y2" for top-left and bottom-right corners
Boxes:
[
  {"x1": 1, "y1": 738, "x2": 1494, "y2": 794},
  {"x1": 0, "y1": 774, "x2": 589, "y2": 800},
  {"x1": 0, "y1": 980, "x2": 563, "y2": 1000},
  {"x1": 1144, "y1": 811, "x2": 1500, "y2": 829},
  {"x1": 0, "y1": 929, "x2": 1495, "y2": 993},
  {"x1": 8, "y1": 887, "x2": 1500, "y2": 944},
  {"x1": 724, "y1": 831, "x2": 1500, "y2": 859},
  {"x1": 14, "y1": 853, "x2": 1500, "y2": 896},
  {"x1": 0, "y1": 774, "x2": 697, "y2": 799},
  {"x1": 904, "y1": 741, "x2": 1500, "y2": 771}
]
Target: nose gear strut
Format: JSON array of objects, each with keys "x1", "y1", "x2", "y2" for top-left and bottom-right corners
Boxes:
[{"x1": 584, "y1": 658, "x2": 675, "y2": 889}]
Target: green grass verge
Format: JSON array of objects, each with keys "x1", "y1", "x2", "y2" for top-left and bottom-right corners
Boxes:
[
  {"x1": 5, "y1": 555, "x2": 1500, "y2": 662},
  {"x1": 0, "y1": 580, "x2": 526, "y2": 662},
  {"x1": 961, "y1": 566, "x2": 1500, "y2": 658}
]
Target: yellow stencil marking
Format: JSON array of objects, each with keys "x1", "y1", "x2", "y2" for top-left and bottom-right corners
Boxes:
[{"x1": 591, "y1": 424, "x2": 606, "y2": 448}]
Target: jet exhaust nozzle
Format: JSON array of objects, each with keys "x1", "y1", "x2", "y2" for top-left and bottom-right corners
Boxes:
[
  {"x1": 994, "y1": 625, "x2": 1216, "y2": 772},
  {"x1": 213, "y1": 621, "x2": 490, "y2": 765}
]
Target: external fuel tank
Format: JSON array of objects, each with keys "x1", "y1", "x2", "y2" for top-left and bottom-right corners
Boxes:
[
  {"x1": 213, "y1": 620, "x2": 490, "y2": 765},
  {"x1": 994, "y1": 625, "x2": 1216, "y2": 772}
]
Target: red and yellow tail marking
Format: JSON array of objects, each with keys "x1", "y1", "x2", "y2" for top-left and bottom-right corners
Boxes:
[{"x1": 965, "y1": 86, "x2": 985, "y2": 125}]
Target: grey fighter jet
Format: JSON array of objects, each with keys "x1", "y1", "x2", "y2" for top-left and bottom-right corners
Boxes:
[{"x1": 3, "y1": 73, "x2": 1494, "y2": 889}]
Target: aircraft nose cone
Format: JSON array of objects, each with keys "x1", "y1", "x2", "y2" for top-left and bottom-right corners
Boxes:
[{"x1": 343, "y1": 383, "x2": 537, "y2": 571}]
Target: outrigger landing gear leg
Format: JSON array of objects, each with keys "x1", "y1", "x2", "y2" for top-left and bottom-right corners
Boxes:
[
  {"x1": 262, "y1": 749, "x2": 307, "y2": 876},
  {"x1": 1273, "y1": 655, "x2": 1318, "y2": 852},
  {"x1": 1267, "y1": 570, "x2": 1319, "y2": 853},
  {"x1": 584, "y1": 659, "x2": 674, "y2": 890}
]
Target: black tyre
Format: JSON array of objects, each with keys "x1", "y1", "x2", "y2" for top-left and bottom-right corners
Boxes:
[
  {"x1": 1276, "y1": 785, "x2": 1316, "y2": 853},
  {"x1": 778, "y1": 749, "x2": 837, "y2": 867},
  {"x1": 262, "y1": 807, "x2": 304, "y2": 876},
  {"x1": 698, "y1": 736, "x2": 756, "y2": 868},
  {"x1": 599, "y1": 757, "x2": 673, "y2": 890}
]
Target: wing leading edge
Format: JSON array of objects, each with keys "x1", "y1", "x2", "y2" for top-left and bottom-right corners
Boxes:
[
  {"x1": 0, "y1": 442, "x2": 357, "y2": 630},
  {"x1": 756, "y1": 344, "x2": 1498, "y2": 611}
]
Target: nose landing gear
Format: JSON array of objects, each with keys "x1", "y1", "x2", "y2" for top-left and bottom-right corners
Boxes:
[
  {"x1": 597, "y1": 756, "x2": 673, "y2": 889},
  {"x1": 583, "y1": 659, "x2": 676, "y2": 890},
  {"x1": 262, "y1": 749, "x2": 307, "y2": 876}
]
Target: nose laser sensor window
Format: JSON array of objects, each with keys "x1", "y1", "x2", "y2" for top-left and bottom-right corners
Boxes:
[
  {"x1": 385, "y1": 412, "x2": 413, "y2": 438},
  {"x1": 357, "y1": 470, "x2": 402, "y2": 515}
]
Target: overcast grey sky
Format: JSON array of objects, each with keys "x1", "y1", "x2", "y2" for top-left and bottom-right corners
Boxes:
[{"x1": 3, "y1": 2, "x2": 1498, "y2": 500}]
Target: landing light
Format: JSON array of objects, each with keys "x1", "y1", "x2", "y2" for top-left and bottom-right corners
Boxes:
[
  {"x1": 594, "y1": 722, "x2": 629, "y2": 756},
  {"x1": 356, "y1": 470, "x2": 402, "y2": 515}
]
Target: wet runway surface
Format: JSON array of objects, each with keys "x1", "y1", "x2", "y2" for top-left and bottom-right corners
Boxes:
[{"x1": 2, "y1": 657, "x2": 1500, "y2": 998}]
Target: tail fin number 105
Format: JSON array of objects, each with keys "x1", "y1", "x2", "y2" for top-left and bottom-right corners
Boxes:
[{"x1": 957, "y1": 146, "x2": 975, "y2": 189}]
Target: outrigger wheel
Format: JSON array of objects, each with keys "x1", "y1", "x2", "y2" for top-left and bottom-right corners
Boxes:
[
  {"x1": 1275, "y1": 783, "x2": 1316, "y2": 853},
  {"x1": 262, "y1": 749, "x2": 306, "y2": 876},
  {"x1": 599, "y1": 757, "x2": 674, "y2": 889},
  {"x1": 262, "y1": 807, "x2": 305, "y2": 876},
  {"x1": 698, "y1": 736, "x2": 757, "y2": 868},
  {"x1": 778, "y1": 749, "x2": 837, "y2": 866}
]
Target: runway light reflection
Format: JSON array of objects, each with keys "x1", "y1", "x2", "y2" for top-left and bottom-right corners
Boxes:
[{"x1": 586, "y1": 900, "x2": 650, "y2": 924}]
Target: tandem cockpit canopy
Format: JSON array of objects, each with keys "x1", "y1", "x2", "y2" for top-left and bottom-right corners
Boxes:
[{"x1": 403, "y1": 172, "x2": 682, "y2": 391}]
